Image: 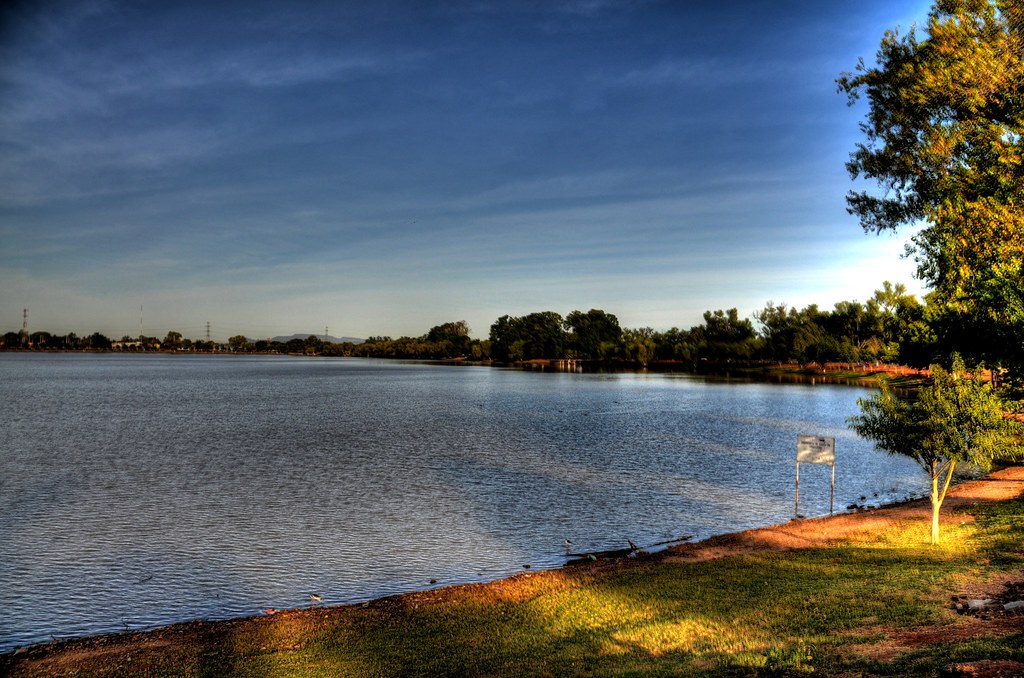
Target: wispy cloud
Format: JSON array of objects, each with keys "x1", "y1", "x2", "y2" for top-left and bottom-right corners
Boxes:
[{"x1": 0, "y1": 0, "x2": 931, "y2": 338}]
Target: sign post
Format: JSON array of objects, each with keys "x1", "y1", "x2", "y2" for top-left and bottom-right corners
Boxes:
[{"x1": 795, "y1": 435, "x2": 835, "y2": 518}]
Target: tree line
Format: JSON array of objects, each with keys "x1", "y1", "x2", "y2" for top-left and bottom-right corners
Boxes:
[
  {"x1": 214, "y1": 281, "x2": 931, "y2": 367},
  {"x1": 8, "y1": 277, "x2": 1007, "y2": 379},
  {"x1": 0, "y1": 330, "x2": 218, "y2": 353},
  {"x1": 338, "y1": 279, "x2": 998, "y2": 376}
]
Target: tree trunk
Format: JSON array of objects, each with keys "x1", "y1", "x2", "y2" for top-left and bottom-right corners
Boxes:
[{"x1": 930, "y1": 460, "x2": 940, "y2": 545}]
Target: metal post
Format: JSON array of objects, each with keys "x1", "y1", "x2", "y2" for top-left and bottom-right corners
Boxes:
[
  {"x1": 830, "y1": 461, "x2": 835, "y2": 514},
  {"x1": 795, "y1": 461, "x2": 800, "y2": 518}
]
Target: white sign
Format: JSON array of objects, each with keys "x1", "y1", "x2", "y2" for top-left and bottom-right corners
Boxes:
[{"x1": 796, "y1": 435, "x2": 835, "y2": 465}]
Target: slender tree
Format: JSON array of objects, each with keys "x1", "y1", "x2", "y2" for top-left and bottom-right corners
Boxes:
[{"x1": 849, "y1": 356, "x2": 1021, "y2": 543}]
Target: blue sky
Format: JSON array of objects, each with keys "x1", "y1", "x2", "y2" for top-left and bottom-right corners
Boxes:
[{"x1": 0, "y1": 0, "x2": 932, "y2": 341}]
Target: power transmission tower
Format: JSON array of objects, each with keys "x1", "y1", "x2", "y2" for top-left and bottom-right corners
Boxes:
[
  {"x1": 20, "y1": 308, "x2": 28, "y2": 347},
  {"x1": 206, "y1": 322, "x2": 211, "y2": 343}
]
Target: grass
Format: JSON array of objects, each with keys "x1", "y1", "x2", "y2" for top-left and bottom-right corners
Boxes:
[
  {"x1": 6, "y1": 496, "x2": 1023, "y2": 677},
  {"x1": 863, "y1": 634, "x2": 1024, "y2": 677}
]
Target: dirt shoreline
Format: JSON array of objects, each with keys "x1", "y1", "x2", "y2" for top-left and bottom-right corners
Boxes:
[{"x1": 4, "y1": 464, "x2": 1023, "y2": 675}]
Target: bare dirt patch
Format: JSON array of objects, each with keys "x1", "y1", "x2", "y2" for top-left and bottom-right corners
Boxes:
[{"x1": 662, "y1": 464, "x2": 1024, "y2": 563}]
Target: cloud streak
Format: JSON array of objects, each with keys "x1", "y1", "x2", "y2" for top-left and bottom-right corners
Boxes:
[{"x1": 0, "y1": 0, "x2": 929, "y2": 340}]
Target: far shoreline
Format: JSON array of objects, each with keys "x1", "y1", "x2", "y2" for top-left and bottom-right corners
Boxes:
[{"x1": 0, "y1": 349, "x2": 929, "y2": 388}]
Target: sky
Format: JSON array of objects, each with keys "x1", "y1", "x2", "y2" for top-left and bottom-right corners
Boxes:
[{"x1": 0, "y1": 0, "x2": 934, "y2": 342}]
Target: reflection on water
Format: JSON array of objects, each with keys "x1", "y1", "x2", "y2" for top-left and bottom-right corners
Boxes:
[{"x1": 0, "y1": 353, "x2": 925, "y2": 651}]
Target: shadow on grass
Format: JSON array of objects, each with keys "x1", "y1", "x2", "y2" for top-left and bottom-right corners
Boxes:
[
  {"x1": 297, "y1": 495, "x2": 1022, "y2": 677},
  {"x1": 850, "y1": 632, "x2": 1024, "y2": 677},
  {"x1": 6, "y1": 495, "x2": 1021, "y2": 677},
  {"x1": 201, "y1": 542, "x2": 972, "y2": 677}
]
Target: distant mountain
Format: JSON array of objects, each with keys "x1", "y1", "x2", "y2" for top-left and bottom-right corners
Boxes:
[{"x1": 269, "y1": 333, "x2": 364, "y2": 345}]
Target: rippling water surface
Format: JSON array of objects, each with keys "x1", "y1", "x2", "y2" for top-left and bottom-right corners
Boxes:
[{"x1": 0, "y1": 353, "x2": 926, "y2": 651}]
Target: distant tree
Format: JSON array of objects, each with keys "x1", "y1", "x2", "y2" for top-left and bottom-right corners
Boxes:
[
  {"x1": 870, "y1": 282, "x2": 924, "y2": 351},
  {"x1": 426, "y1": 320, "x2": 469, "y2": 342},
  {"x1": 87, "y1": 332, "x2": 111, "y2": 350},
  {"x1": 228, "y1": 335, "x2": 250, "y2": 351},
  {"x1": 524, "y1": 312, "x2": 567, "y2": 359},
  {"x1": 791, "y1": 305, "x2": 837, "y2": 366},
  {"x1": 2, "y1": 331, "x2": 21, "y2": 348},
  {"x1": 426, "y1": 320, "x2": 472, "y2": 357},
  {"x1": 930, "y1": 280, "x2": 1024, "y2": 385},
  {"x1": 827, "y1": 300, "x2": 869, "y2": 357},
  {"x1": 304, "y1": 335, "x2": 323, "y2": 355},
  {"x1": 321, "y1": 342, "x2": 347, "y2": 357},
  {"x1": 849, "y1": 356, "x2": 1022, "y2": 544},
  {"x1": 622, "y1": 327, "x2": 657, "y2": 367},
  {"x1": 163, "y1": 331, "x2": 183, "y2": 350},
  {"x1": 138, "y1": 335, "x2": 160, "y2": 350},
  {"x1": 695, "y1": 309, "x2": 759, "y2": 361},
  {"x1": 565, "y1": 309, "x2": 622, "y2": 360},
  {"x1": 754, "y1": 302, "x2": 798, "y2": 361},
  {"x1": 63, "y1": 332, "x2": 80, "y2": 350},
  {"x1": 898, "y1": 303, "x2": 941, "y2": 367},
  {"x1": 653, "y1": 327, "x2": 698, "y2": 363},
  {"x1": 28, "y1": 331, "x2": 51, "y2": 348},
  {"x1": 471, "y1": 340, "x2": 491, "y2": 361},
  {"x1": 491, "y1": 316, "x2": 524, "y2": 362},
  {"x1": 489, "y1": 312, "x2": 566, "y2": 362},
  {"x1": 871, "y1": 281, "x2": 906, "y2": 317}
]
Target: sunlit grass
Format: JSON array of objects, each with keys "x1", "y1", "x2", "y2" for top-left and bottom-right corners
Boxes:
[
  {"x1": 222, "y1": 495, "x2": 1020, "y2": 677},
  {"x1": 277, "y1": 495, "x2": 1021, "y2": 677},
  {"x1": 7, "y1": 493, "x2": 1022, "y2": 676}
]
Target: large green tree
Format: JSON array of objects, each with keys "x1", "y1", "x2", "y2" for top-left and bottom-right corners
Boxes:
[
  {"x1": 622, "y1": 327, "x2": 657, "y2": 367},
  {"x1": 163, "y1": 331, "x2": 183, "y2": 350},
  {"x1": 425, "y1": 320, "x2": 472, "y2": 357},
  {"x1": 87, "y1": 332, "x2": 112, "y2": 350},
  {"x1": 489, "y1": 312, "x2": 566, "y2": 362},
  {"x1": 565, "y1": 309, "x2": 622, "y2": 360},
  {"x1": 839, "y1": 0, "x2": 1024, "y2": 375},
  {"x1": 694, "y1": 308, "x2": 759, "y2": 362},
  {"x1": 849, "y1": 356, "x2": 1021, "y2": 543}
]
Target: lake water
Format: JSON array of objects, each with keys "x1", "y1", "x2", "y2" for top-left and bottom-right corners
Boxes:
[{"x1": 0, "y1": 353, "x2": 926, "y2": 652}]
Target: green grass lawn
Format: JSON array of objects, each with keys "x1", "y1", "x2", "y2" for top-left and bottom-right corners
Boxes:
[
  {"x1": 126, "y1": 495, "x2": 1023, "y2": 678},
  {"x1": 5, "y1": 493, "x2": 1022, "y2": 677}
]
